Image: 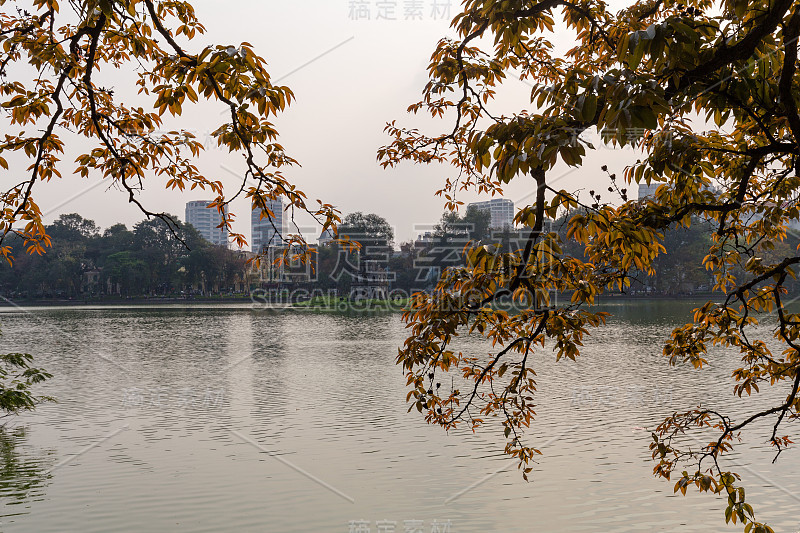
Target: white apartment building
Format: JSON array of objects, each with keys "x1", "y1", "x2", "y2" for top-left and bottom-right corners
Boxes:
[
  {"x1": 185, "y1": 200, "x2": 228, "y2": 246},
  {"x1": 251, "y1": 198, "x2": 287, "y2": 253},
  {"x1": 468, "y1": 198, "x2": 515, "y2": 229}
]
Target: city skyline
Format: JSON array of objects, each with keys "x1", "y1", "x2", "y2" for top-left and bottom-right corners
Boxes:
[{"x1": 185, "y1": 197, "x2": 521, "y2": 251}]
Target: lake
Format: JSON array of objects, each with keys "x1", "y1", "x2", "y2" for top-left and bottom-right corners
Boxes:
[{"x1": 0, "y1": 301, "x2": 798, "y2": 532}]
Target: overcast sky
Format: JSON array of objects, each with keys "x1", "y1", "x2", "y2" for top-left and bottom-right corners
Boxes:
[{"x1": 25, "y1": 0, "x2": 640, "y2": 247}]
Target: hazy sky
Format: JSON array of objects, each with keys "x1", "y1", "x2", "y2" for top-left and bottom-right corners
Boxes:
[{"x1": 23, "y1": 0, "x2": 639, "y2": 247}]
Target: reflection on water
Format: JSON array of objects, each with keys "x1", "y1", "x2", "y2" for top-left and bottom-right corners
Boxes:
[
  {"x1": 0, "y1": 425, "x2": 54, "y2": 516},
  {"x1": 0, "y1": 303, "x2": 797, "y2": 532}
]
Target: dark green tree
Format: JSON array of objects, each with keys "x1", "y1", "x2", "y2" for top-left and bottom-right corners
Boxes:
[{"x1": 463, "y1": 204, "x2": 492, "y2": 242}]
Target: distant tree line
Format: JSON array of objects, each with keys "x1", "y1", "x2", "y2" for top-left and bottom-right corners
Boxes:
[
  {"x1": 319, "y1": 209, "x2": 738, "y2": 297},
  {"x1": 384, "y1": 210, "x2": 800, "y2": 297},
  {"x1": 0, "y1": 214, "x2": 247, "y2": 299},
  {"x1": 3, "y1": 211, "x2": 797, "y2": 300}
]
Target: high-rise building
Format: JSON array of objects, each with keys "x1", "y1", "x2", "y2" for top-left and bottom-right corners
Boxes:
[
  {"x1": 185, "y1": 200, "x2": 228, "y2": 246},
  {"x1": 468, "y1": 198, "x2": 515, "y2": 229},
  {"x1": 251, "y1": 198, "x2": 287, "y2": 253}
]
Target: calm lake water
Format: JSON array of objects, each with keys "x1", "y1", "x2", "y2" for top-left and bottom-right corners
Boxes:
[{"x1": 0, "y1": 301, "x2": 798, "y2": 532}]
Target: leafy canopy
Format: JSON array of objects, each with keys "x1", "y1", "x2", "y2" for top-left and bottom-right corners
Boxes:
[
  {"x1": 380, "y1": 0, "x2": 800, "y2": 530},
  {"x1": 338, "y1": 212, "x2": 395, "y2": 248},
  {"x1": 0, "y1": 0, "x2": 339, "y2": 265}
]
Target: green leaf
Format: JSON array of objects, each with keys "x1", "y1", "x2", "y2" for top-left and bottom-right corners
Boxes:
[
  {"x1": 99, "y1": 0, "x2": 113, "y2": 17},
  {"x1": 628, "y1": 44, "x2": 645, "y2": 70},
  {"x1": 639, "y1": 107, "x2": 658, "y2": 129},
  {"x1": 582, "y1": 93, "x2": 598, "y2": 122}
]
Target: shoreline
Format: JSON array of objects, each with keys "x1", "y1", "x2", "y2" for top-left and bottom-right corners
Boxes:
[
  {"x1": 0, "y1": 297, "x2": 257, "y2": 307},
  {"x1": 0, "y1": 293, "x2": 722, "y2": 308}
]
